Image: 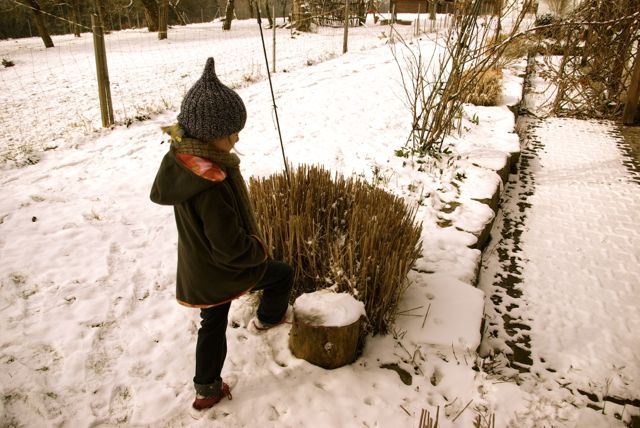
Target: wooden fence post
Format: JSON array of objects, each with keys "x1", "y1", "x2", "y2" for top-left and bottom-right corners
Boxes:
[
  {"x1": 93, "y1": 0, "x2": 110, "y2": 33},
  {"x1": 158, "y1": 0, "x2": 168, "y2": 39},
  {"x1": 623, "y1": 48, "x2": 640, "y2": 125},
  {"x1": 429, "y1": 0, "x2": 436, "y2": 31},
  {"x1": 343, "y1": 0, "x2": 349, "y2": 54},
  {"x1": 272, "y1": 0, "x2": 276, "y2": 73},
  {"x1": 91, "y1": 15, "x2": 114, "y2": 127}
]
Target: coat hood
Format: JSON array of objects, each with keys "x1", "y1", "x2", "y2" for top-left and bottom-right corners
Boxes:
[{"x1": 150, "y1": 148, "x2": 225, "y2": 206}]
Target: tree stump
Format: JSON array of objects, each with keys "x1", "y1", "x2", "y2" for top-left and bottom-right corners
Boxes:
[
  {"x1": 289, "y1": 315, "x2": 362, "y2": 369},
  {"x1": 288, "y1": 291, "x2": 365, "y2": 369}
]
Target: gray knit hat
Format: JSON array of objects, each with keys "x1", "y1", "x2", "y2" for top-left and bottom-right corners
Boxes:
[{"x1": 177, "y1": 58, "x2": 247, "y2": 141}]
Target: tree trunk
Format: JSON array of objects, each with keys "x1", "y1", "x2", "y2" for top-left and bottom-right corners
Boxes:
[
  {"x1": 27, "y1": 0, "x2": 54, "y2": 48},
  {"x1": 170, "y1": 3, "x2": 189, "y2": 25},
  {"x1": 223, "y1": 0, "x2": 235, "y2": 30},
  {"x1": 282, "y1": 0, "x2": 287, "y2": 24},
  {"x1": 140, "y1": 0, "x2": 159, "y2": 31},
  {"x1": 70, "y1": 0, "x2": 81, "y2": 37},
  {"x1": 262, "y1": 0, "x2": 273, "y2": 27},
  {"x1": 493, "y1": 0, "x2": 503, "y2": 43},
  {"x1": 291, "y1": 0, "x2": 309, "y2": 31},
  {"x1": 291, "y1": 0, "x2": 299, "y2": 27},
  {"x1": 158, "y1": 0, "x2": 168, "y2": 39}
]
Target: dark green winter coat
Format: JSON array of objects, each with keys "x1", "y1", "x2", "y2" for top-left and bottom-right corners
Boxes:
[{"x1": 150, "y1": 148, "x2": 267, "y2": 307}]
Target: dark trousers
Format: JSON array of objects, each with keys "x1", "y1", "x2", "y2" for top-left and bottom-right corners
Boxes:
[{"x1": 193, "y1": 260, "x2": 293, "y2": 396}]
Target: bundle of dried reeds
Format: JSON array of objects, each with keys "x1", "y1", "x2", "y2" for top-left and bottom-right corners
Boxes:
[
  {"x1": 249, "y1": 164, "x2": 422, "y2": 334},
  {"x1": 463, "y1": 68, "x2": 503, "y2": 106}
]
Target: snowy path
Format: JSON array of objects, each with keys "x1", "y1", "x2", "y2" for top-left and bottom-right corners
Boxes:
[{"x1": 480, "y1": 117, "x2": 640, "y2": 422}]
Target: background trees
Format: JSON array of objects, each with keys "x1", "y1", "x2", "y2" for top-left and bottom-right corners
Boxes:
[{"x1": 0, "y1": 0, "x2": 232, "y2": 39}]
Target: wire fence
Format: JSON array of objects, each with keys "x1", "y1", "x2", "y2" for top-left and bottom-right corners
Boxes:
[
  {"x1": 5, "y1": 2, "x2": 632, "y2": 168},
  {"x1": 0, "y1": 7, "x2": 458, "y2": 167}
]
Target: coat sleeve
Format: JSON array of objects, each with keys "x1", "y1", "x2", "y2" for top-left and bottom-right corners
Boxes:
[{"x1": 194, "y1": 183, "x2": 268, "y2": 270}]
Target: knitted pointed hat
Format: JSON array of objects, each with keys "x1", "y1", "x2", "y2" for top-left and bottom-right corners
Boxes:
[{"x1": 177, "y1": 58, "x2": 247, "y2": 141}]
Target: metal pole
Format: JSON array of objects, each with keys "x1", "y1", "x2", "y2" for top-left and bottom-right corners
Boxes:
[
  {"x1": 343, "y1": 0, "x2": 349, "y2": 54},
  {"x1": 256, "y1": 7, "x2": 290, "y2": 184}
]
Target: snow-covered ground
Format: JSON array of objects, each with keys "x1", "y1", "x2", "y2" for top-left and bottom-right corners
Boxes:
[
  {"x1": 1, "y1": 15, "x2": 638, "y2": 428},
  {"x1": 0, "y1": 18, "x2": 417, "y2": 168}
]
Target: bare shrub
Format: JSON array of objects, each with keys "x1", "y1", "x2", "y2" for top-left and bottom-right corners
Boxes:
[
  {"x1": 391, "y1": 0, "x2": 535, "y2": 157},
  {"x1": 463, "y1": 68, "x2": 503, "y2": 106},
  {"x1": 249, "y1": 164, "x2": 422, "y2": 335},
  {"x1": 533, "y1": 12, "x2": 564, "y2": 39}
]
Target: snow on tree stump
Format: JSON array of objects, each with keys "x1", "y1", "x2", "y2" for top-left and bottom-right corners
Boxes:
[{"x1": 289, "y1": 290, "x2": 366, "y2": 369}]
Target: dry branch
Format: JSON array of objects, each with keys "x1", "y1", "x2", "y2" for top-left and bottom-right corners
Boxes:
[
  {"x1": 390, "y1": 0, "x2": 535, "y2": 157},
  {"x1": 543, "y1": 0, "x2": 640, "y2": 119}
]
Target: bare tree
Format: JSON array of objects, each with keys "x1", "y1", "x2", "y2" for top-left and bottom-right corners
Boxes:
[
  {"x1": 93, "y1": 0, "x2": 110, "y2": 31},
  {"x1": 169, "y1": 0, "x2": 189, "y2": 25},
  {"x1": 262, "y1": 0, "x2": 273, "y2": 27},
  {"x1": 139, "y1": 0, "x2": 159, "y2": 31},
  {"x1": 70, "y1": 0, "x2": 81, "y2": 36},
  {"x1": 27, "y1": 0, "x2": 54, "y2": 47},
  {"x1": 291, "y1": 0, "x2": 310, "y2": 31}
]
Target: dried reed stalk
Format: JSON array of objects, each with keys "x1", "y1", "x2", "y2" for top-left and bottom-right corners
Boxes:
[
  {"x1": 249, "y1": 164, "x2": 422, "y2": 334},
  {"x1": 462, "y1": 67, "x2": 503, "y2": 106}
]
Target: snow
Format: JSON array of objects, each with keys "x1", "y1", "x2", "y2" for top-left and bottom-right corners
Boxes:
[
  {"x1": 398, "y1": 272, "x2": 485, "y2": 349},
  {"x1": 294, "y1": 290, "x2": 365, "y2": 326},
  {"x1": 516, "y1": 118, "x2": 640, "y2": 399},
  {"x1": 1, "y1": 13, "x2": 638, "y2": 428}
]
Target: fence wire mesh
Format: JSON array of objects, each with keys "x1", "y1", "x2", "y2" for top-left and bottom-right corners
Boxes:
[{"x1": 0, "y1": 11, "x2": 425, "y2": 166}]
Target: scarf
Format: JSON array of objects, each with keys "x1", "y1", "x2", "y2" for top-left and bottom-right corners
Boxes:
[{"x1": 163, "y1": 124, "x2": 262, "y2": 240}]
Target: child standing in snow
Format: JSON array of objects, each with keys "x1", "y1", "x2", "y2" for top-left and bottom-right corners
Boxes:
[{"x1": 150, "y1": 57, "x2": 293, "y2": 410}]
